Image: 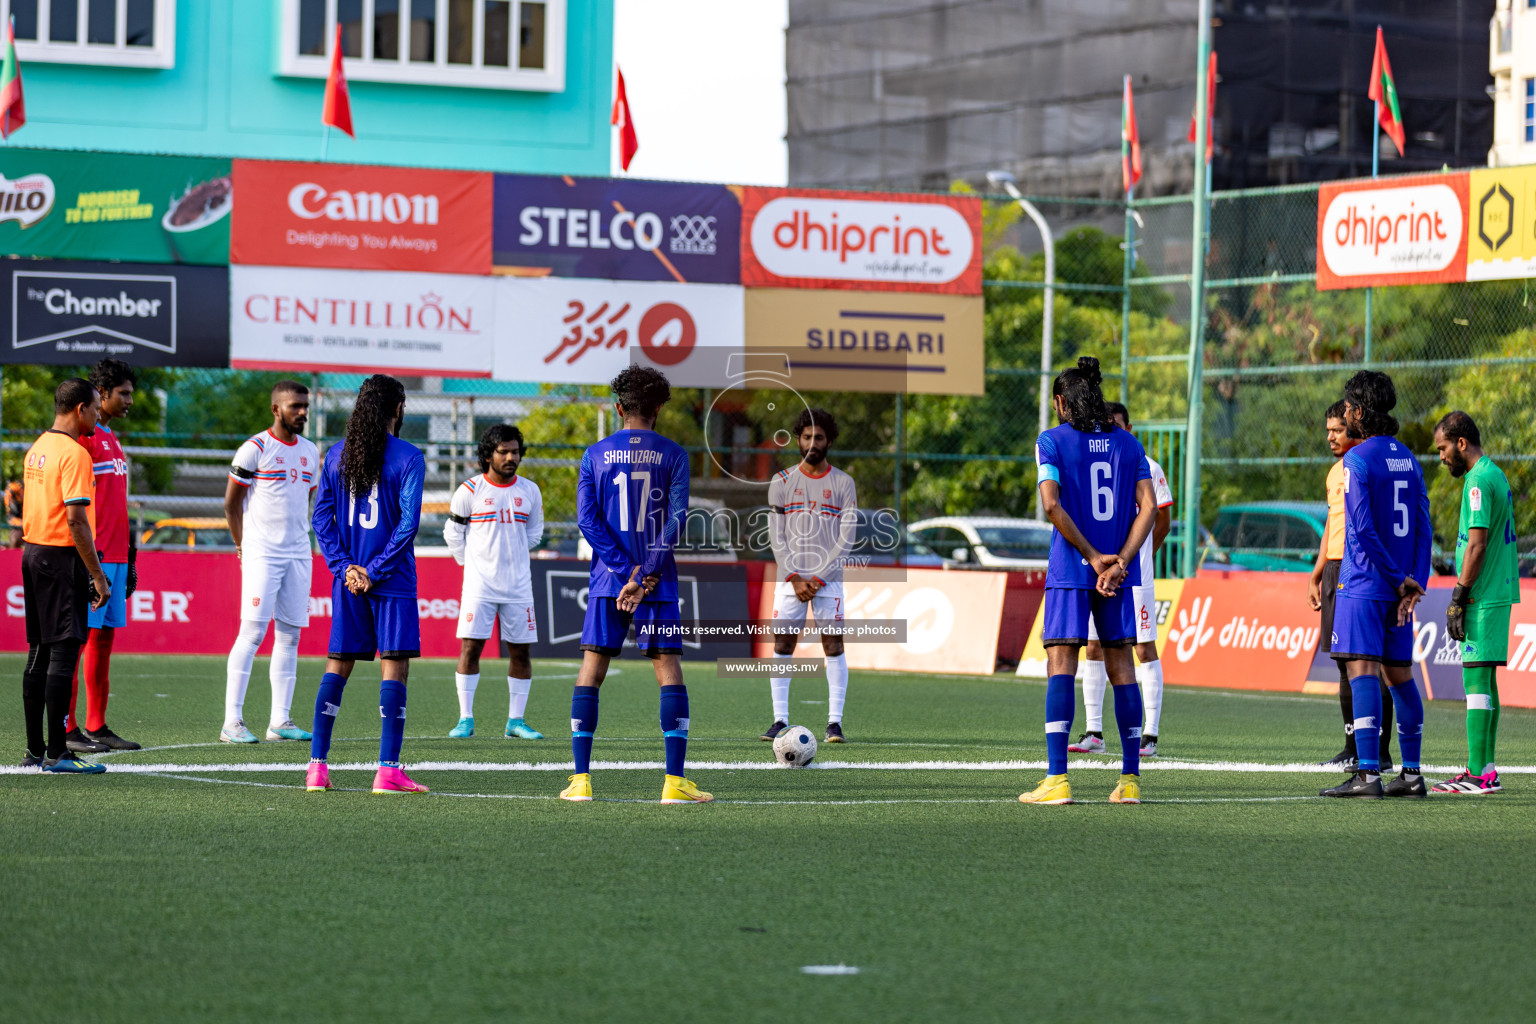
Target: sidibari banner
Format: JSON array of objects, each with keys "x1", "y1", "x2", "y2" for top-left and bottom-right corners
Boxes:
[
  {"x1": 0, "y1": 149, "x2": 231, "y2": 265},
  {"x1": 230, "y1": 265, "x2": 495, "y2": 377},
  {"x1": 744, "y1": 288, "x2": 984, "y2": 396},
  {"x1": 493, "y1": 174, "x2": 741, "y2": 283},
  {"x1": 740, "y1": 187, "x2": 983, "y2": 294},
  {"x1": 0, "y1": 259, "x2": 230, "y2": 367},
  {"x1": 1315, "y1": 172, "x2": 1469, "y2": 290},
  {"x1": 494, "y1": 277, "x2": 744, "y2": 386},
  {"x1": 230, "y1": 159, "x2": 492, "y2": 275}
]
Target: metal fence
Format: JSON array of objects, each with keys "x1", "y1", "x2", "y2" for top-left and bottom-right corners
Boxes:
[{"x1": 3, "y1": 176, "x2": 1531, "y2": 569}]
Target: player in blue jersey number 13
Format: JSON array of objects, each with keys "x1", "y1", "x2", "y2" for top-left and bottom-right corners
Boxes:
[
  {"x1": 1322, "y1": 371, "x2": 1432, "y2": 799},
  {"x1": 1021, "y1": 358, "x2": 1157, "y2": 807},
  {"x1": 561, "y1": 367, "x2": 711, "y2": 805}
]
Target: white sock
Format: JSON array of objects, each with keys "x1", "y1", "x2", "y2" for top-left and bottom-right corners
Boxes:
[
  {"x1": 1138, "y1": 660, "x2": 1164, "y2": 737},
  {"x1": 770, "y1": 651, "x2": 791, "y2": 722},
  {"x1": 225, "y1": 619, "x2": 267, "y2": 726},
  {"x1": 268, "y1": 620, "x2": 301, "y2": 727},
  {"x1": 455, "y1": 673, "x2": 479, "y2": 718},
  {"x1": 1082, "y1": 659, "x2": 1108, "y2": 733},
  {"x1": 826, "y1": 653, "x2": 848, "y2": 724},
  {"x1": 508, "y1": 676, "x2": 531, "y2": 720}
]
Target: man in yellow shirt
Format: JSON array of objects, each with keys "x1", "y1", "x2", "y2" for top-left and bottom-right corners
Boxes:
[
  {"x1": 20, "y1": 379, "x2": 112, "y2": 773},
  {"x1": 1307, "y1": 400, "x2": 1393, "y2": 771}
]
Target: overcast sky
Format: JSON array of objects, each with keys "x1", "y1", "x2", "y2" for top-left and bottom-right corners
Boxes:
[{"x1": 611, "y1": 0, "x2": 788, "y2": 185}]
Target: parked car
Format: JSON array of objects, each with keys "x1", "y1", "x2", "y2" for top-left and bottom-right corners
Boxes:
[
  {"x1": 1210, "y1": 501, "x2": 1328, "y2": 571},
  {"x1": 909, "y1": 516, "x2": 1053, "y2": 569},
  {"x1": 139, "y1": 517, "x2": 237, "y2": 551}
]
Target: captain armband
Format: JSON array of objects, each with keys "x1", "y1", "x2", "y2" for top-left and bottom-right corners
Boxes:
[{"x1": 448, "y1": 512, "x2": 470, "y2": 525}]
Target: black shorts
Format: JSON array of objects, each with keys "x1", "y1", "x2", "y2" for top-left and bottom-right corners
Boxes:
[
  {"x1": 1318, "y1": 559, "x2": 1341, "y2": 654},
  {"x1": 23, "y1": 543, "x2": 88, "y2": 645}
]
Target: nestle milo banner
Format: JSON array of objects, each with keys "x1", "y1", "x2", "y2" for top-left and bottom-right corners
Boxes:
[{"x1": 0, "y1": 149, "x2": 231, "y2": 265}]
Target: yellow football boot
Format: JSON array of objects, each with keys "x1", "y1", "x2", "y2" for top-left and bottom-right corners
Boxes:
[
  {"x1": 559, "y1": 773, "x2": 593, "y2": 802},
  {"x1": 1019, "y1": 774, "x2": 1073, "y2": 805},
  {"x1": 1109, "y1": 774, "x2": 1141, "y2": 804},
  {"x1": 660, "y1": 775, "x2": 713, "y2": 804}
]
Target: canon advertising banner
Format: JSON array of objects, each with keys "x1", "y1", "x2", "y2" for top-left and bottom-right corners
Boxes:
[
  {"x1": 492, "y1": 174, "x2": 741, "y2": 283},
  {"x1": 494, "y1": 277, "x2": 744, "y2": 386},
  {"x1": 0, "y1": 260, "x2": 230, "y2": 367},
  {"x1": 1315, "y1": 172, "x2": 1470, "y2": 290},
  {"x1": 741, "y1": 187, "x2": 983, "y2": 295},
  {"x1": 230, "y1": 265, "x2": 495, "y2": 377},
  {"x1": 0, "y1": 149, "x2": 231, "y2": 264},
  {"x1": 230, "y1": 159, "x2": 492, "y2": 275}
]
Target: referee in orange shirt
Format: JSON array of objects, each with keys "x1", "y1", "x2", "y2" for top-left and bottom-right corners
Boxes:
[
  {"x1": 1307, "y1": 399, "x2": 1393, "y2": 771},
  {"x1": 20, "y1": 379, "x2": 112, "y2": 773}
]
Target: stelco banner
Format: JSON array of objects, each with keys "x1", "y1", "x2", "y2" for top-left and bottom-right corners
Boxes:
[
  {"x1": 0, "y1": 260, "x2": 230, "y2": 367},
  {"x1": 230, "y1": 159, "x2": 492, "y2": 275},
  {"x1": 230, "y1": 265, "x2": 494, "y2": 377},
  {"x1": 1316, "y1": 172, "x2": 1469, "y2": 290},
  {"x1": 744, "y1": 288, "x2": 984, "y2": 396},
  {"x1": 0, "y1": 149, "x2": 231, "y2": 264},
  {"x1": 741, "y1": 187, "x2": 983, "y2": 294},
  {"x1": 494, "y1": 278, "x2": 744, "y2": 386},
  {"x1": 493, "y1": 174, "x2": 741, "y2": 283}
]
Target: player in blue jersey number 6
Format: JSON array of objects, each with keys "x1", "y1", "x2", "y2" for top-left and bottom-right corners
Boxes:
[
  {"x1": 1021, "y1": 357, "x2": 1157, "y2": 807},
  {"x1": 561, "y1": 366, "x2": 711, "y2": 805}
]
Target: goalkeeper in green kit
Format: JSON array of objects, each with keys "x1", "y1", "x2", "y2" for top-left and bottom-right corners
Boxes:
[{"x1": 1430, "y1": 412, "x2": 1520, "y2": 795}]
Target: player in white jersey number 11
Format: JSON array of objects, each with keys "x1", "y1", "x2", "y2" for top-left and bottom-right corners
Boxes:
[{"x1": 444, "y1": 425, "x2": 546, "y2": 740}]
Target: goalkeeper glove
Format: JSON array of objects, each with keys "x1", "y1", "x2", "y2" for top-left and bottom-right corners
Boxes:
[
  {"x1": 127, "y1": 545, "x2": 138, "y2": 599},
  {"x1": 1446, "y1": 584, "x2": 1471, "y2": 643}
]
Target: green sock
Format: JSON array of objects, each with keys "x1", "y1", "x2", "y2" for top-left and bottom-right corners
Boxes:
[
  {"x1": 1463, "y1": 666, "x2": 1496, "y2": 775},
  {"x1": 1489, "y1": 679, "x2": 1501, "y2": 771}
]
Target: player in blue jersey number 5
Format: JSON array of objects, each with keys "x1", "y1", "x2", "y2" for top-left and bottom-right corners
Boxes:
[{"x1": 1021, "y1": 358, "x2": 1157, "y2": 807}]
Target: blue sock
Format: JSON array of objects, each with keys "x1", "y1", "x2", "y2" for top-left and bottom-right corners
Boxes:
[
  {"x1": 1112, "y1": 681, "x2": 1144, "y2": 776},
  {"x1": 660, "y1": 684, "x2": 689, "y2": 777},
  {"x1": 1388, "y1": 680, "x2": 1424, "y2": 770},
  {"x1": 309, "y1": 672, "x2": 347, "y2": 762},
  {"x1": 571, "y1": 686, "x2": 599, "y2": 775},
  {"x1": 378, "y1": 679, "x2": 406, "y2": 768},
  {"x1": 1350, "y1": 675, "x2": 1383, "y2": 773},
  {"x1": 1045, "y1": 673, "x2": 1075, "y2": 776}
]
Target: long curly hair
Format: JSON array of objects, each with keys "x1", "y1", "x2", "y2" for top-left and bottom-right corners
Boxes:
[
  {"x1": 1052, "y1": 356, "x2": 1114, "y2": 433},
  {"x1": 610, "y1": 366, "x2": 672, "y2": 421},
  {"x1": 791, "y1": 407, "x2": 839, "y2": 445},
  {"x1": 1343, "y1": 370, "x2": 1399, "y2": 438},
  {"x1": 340, "y1": 374, "x2": 405, "y2": 497},
  {"x1": 477, "y1": 423, "x2": 525, "y2": 472}
]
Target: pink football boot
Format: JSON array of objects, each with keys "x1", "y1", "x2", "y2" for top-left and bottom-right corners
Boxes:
[
  {"x1": 372, "y1": 766, "x2": 429, "y2": 794},
  {"x1": 305, "y1": 761, "x2": 332, "y2": 792}
]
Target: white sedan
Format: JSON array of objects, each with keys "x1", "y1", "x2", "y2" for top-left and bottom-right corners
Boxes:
[{"x1": 909, "y1": 516, "x2": 1053, "y2": 570}]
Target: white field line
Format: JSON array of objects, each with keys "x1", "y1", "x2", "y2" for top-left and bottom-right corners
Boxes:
[
  {"x1": 136, "y1": 773, "x2": 1335, "y2": 806},
  {"x1": 8, "y1": 758, "x2": 1531, "y2": 776}
]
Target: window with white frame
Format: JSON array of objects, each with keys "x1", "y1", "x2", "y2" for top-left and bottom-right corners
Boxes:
[
  {"x1": 279, "y1": 0, "x2": 565, "y2": 92},
  {"x1": 4, "y1": 0, "x2": 175, "y2": 68}
]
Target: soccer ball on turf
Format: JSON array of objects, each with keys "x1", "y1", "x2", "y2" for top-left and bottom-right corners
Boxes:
[{"x1": 773, "y1": 725, "x2": 817, "y2": 767}]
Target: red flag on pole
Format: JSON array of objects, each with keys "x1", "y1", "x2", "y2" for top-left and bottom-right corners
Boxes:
[
  {"x1": 0, "y1": 17, "x2": 26, "y2": 140},
  {"x1": 1121, "y1": 76, "x2": 1142, "y2": 192},
  {"x1": 1368, "y1": 26, "x2": 1405, "y2": 157},
  {"x1": 1187, "y1": 51, "x2": 1217, "y2": 163},
  {"x1": 612, "y1": 67, "x2": 638, "y2": 171},
  {"x1": 322, "y1": 24, "x2": 354, "y2": 138}
]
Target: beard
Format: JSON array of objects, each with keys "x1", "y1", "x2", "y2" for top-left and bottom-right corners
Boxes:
[
  {"x1": 1446, "y1": 452, "x2": 1469, "y2": 477},
  {"x1": 800, "y1": 445, "x2": 827, "y2": 465},
  {"x1": 282, "y1": 414, "x2": 307, "y2": 435}
]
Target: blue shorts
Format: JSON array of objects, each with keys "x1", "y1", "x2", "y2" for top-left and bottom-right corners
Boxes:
[
  {"x1": 328, "y1": 582, "x2": 421, "y2": 661},
  {"x1": 87, "y1": 561, "x2": 128, "y2": 630},
  {"x1": 1041, "y1": 586, "x2": 1134, "y2": 648},
  {"x1": 1330, "y1": 593, "x2": 1412, "y2": 667},
  {"x1": 580, "y1": 597, "x2": 682, "y2": 659}
]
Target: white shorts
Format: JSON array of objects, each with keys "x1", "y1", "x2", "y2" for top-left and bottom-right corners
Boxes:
[
  {"x1": 1088, "y1": 583, "x2": 1156, "y2": 645},
  {"x1": 772, "y1": 580, "x2": 845, "y2": 630},
  {"x1": 458, "y1": 598, "x2": 537, "y2": 644},
  {"x1": 240, "y1": 556, "x2": 312, "y2": 627}
]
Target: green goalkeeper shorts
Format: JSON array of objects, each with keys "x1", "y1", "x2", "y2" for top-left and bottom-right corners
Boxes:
[{"x1": 1461, "y1": 603, "x2": 1512, "y2": 667}]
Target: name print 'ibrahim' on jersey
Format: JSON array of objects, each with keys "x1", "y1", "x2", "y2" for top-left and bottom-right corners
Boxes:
[
  {"x1": 1022, "y1": 357, "x2": 1156, "y2": 808},
  {"x1": 562, "y1": 366, "x2": 712, "y2": 805},
  {"x1": 1323, "y1": 371, "x2": 1432, "y2": 800},
  {"x1": 306, "y1": 375, "x2": 429, "y2": 797}
]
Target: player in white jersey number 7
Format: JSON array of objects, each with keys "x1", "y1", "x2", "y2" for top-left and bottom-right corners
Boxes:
[{"x1": 444, "y1": 425, "x2": 546, "y2": 740}]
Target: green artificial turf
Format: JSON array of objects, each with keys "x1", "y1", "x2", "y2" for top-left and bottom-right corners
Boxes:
[{"x1": 1, "y1": 654, "x2": 1533, "y2": 1023}]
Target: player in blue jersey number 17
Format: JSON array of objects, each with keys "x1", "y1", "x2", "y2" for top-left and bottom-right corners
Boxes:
[
  {"x1": 1021, "y1": 358, "x2": 1157, "y2": 806},
  {"x1": 561, "y1": 367, "x2": 711, "y2": 805},
  {"x1": 1322, "y1": 371, "x2": 1432, "y2": 799}
]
